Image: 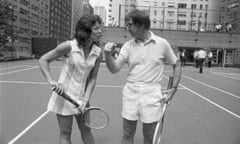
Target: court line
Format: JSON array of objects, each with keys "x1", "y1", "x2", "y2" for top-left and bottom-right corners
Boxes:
[
  {"x1": 183, "y1": 74, "x2": 240, "y2": 99},
  {"x1": 5, "y1": 80, "x2": 183, "y2": 143},
  {"x1": 181, "y1": 84, "x2": 240, "y2": 119},
  {"x1": 0, "y1": 80, "x2": 47, "y2": 85},
  {"x1": 7, "y1": 84, "x2": 238, "y2": 144},
  {"x1": 5, "y1": 77, "x2": 181, "y2": 144},
  {"x1": 8, "y1": 110, "x2": 49, "y2": 144},
  {"x1": 7, "y1": 76, "x2": 238, "y2": 144},
  {"x1": 212, "y1": 72, "x2": 240, "y2": 76},
  {"x1": 0, "y1": 66, "x2": 39, "y2": 76},
  {"x1": 0, "y1": 65, "x2": 31, "y2": 70},
  {"x1": 0, "y1": 80, "x2": 123, "y2": 88},
  {"x1": 212, "y1": 73, "x2": 240, "y2": 80},
  {"x1": 163, "y1": 75, "x2": 240, "y2": 119},
  {"x1": 0, "y1": 80, "x2": 186, "y2": 90}
]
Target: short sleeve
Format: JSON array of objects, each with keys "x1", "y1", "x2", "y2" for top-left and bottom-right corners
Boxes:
[
  {"x1": 119, "y1": 41, "x2": 130, "y2": 62},
  {"x1": 163, "y1": 40, "x2": 177, "y2": 65}
]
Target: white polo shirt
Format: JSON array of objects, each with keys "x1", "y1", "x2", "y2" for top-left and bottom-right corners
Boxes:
[
  {"x1": 197, "y1": 50, "x2": 207, "y2": 59},
  {"x1": 120, "y1": 31, "x2": 177, "y2": 85}
]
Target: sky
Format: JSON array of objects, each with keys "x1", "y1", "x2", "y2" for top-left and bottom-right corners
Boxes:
[{"x1": 89, "y1": 0, "x2": 108, "y2": 9}]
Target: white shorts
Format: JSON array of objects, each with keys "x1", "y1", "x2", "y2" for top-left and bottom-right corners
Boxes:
[{"x1": 121, "y1": 83, "x2": 165, "y2": 123}]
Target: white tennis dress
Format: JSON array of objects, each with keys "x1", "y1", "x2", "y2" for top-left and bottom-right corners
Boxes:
[{"x1": 47, "y1": 39, "x2": 102, "y2": 115}]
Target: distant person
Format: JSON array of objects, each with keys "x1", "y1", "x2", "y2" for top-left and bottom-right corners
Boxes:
[
  {"x1": 207, "y1": 51, "x2": 213, "y2": 68},
  {"x1": 110, "y1": 17, "x2": 118, "y2": 27},
  {"x1": 104, "y1": 9, "x2": 182, "y2": 144},
  {"x1": 215, "y1": 23, "x2": 222, "y2": 32},
  {"x1": 176, "y1": 49, "x2": 181, "y2": 60},
  {"x1": 218, "y1": 49, "x2": 223, "y2": 66},
  {"x1": 39, "y1": 14, "x2": 102, "y2": 144},
  {"x1": 226, "y1": 23, "x2": 233, "y2": 33},
  {"x1": 180, "y1": 49, "x2": 186, "y2": 66},
  {"x1": 197, "y1": 48, "x2": 207, "y2": 73},
  {"x1": 200, "y1": 27, "x2": 205, "y2": 32},
  {"x1": 193, "y1": 49, "x2": 199, "y2": 68}
]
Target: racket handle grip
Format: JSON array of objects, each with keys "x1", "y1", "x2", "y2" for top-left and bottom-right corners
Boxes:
[
  {"x1": 162, "y1": 77, "x2": 173, "y2": 105},
  {"x1": 167, "y1": 76, "x2": 173, "y2": 89},
  {"x1": 52, "y1": 85, "x2": 80, "y2": 108}
]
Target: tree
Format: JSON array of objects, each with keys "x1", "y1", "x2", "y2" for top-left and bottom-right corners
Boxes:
[{"x1": 0, "y1": 0, "x2": 13, "y2": 47}]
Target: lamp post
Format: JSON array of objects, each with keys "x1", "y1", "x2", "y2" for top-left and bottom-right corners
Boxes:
[
  {"x1": 198, "y1": 15, "x2": 201, "y2": 31},
  {"x1": 8, "y1": 5, "x2": 14, "y2": 53}
]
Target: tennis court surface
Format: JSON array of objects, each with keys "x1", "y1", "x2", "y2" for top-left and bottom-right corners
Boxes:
[{"x1": 0, "y1": 59, "x2": 240, "y2": 144}]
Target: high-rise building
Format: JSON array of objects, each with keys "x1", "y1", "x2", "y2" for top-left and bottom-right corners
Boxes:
[
  {"x1": 71, "y1": 0, "x2": 83, "y2": 38},
  {"x1": 83, "y1": 0, "x2": 94, "y2": 15},
  {"x1": 2, "y1": 0, "x2": 50, "y2": 58},
  {"x1": 107, "y1": 0, "x2": 123, "y2": 26},
  {"x1": 110, "y1": 0, "x2": 221, "y2": 31},
  {"x1": 94, "y1": 6, "x2": 107, "y2": 26},
  {"x1": 49, "y1": 0, "x2": 72, "y2": 44}
]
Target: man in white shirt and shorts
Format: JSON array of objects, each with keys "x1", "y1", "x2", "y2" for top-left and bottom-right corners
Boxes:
[
  {"x1": 104, "y1": 9, "x2": 182, "y2": 144},
  {"x1": 197, "y1": 48, "x2": 207, "y2": 73}
]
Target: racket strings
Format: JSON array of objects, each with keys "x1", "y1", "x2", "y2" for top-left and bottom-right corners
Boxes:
[{"x1": 84, "y1": 109, "x2": 109, "y2": 129}]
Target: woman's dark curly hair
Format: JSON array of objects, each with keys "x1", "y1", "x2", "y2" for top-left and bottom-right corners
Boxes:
[{"x1": 74, "y1": 14, "x2": 102, "y2": 46}]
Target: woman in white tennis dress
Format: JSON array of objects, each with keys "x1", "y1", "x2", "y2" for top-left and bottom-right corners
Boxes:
[{"x1": 39, "y1": 14, "x2": 102, "y2": 144}]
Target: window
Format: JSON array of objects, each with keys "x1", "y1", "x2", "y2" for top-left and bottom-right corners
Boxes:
[
  {"x1": 20, "y1": 8, "x2": 29, "y2": 16},
  {"x1": 20, "y1": 0, "x2": 30, "y2": 7},
  {"x1": 154, "y1": 10, "x2": 157, "y2": 16},
  {"x1": 178, "y1": 3, "x2": 187, "y2": 9},
  {"x1": 168, "y1": 2, "x2": 175, "y2": 8},
  {"x1": 168, "y1": 11, "x2": 174, "y2": 17},
  {"x1": 205, "y1": 5, "x2": 208, "y2": 10},
  {"x1": 31, "y1": 5, "x2": 39, "y2": 11},
  {"x1": 178, "y1": 20, "x2": 186, "y2": 25},
  {"x1": 191, "y1": 4, "x2": 197, "y2": 9},
  {"x1": 19, "y1": 18, "x2": 29, "y2": 25},
  {"x1": 167, "y1": 20, "x2": 174, "y2": 29},
  {"x1": 178, "y1": 11, "x2": 187, "y2": 17},
  {"x1": 205, "y1": 13, "x2": 208, "y2": 18},
  {"x1": 191, "y1": 12, "x2": 197, "y2": 17}
]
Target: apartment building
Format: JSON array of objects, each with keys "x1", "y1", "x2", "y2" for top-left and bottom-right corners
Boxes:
[
  {"x1": 71, "y1": 0, "x2": 83, "y2": 38},
  {"x1": 109, "y1": 0, "x2": 221, "y2": 31},
  {"x1": 218, "y1": 0, "x2": 240, "y2": 66},
  {"x1": 49, "y1": 0, "x2": 72, "y2": 44},
  {"x1": 1, "y1": 0, "x2": 97, "y2": 60},
  {"x1": 83, "y1": 0, "x2": 94, "y2": 15},
  {"x1": 3, "y1": 0, "x2": 50, "y2": 58},
  {"x1": 106, "y1": 0, "x2": 123, "y2": 26}
]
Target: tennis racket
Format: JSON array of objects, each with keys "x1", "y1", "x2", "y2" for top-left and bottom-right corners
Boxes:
[
  {"x1": 51, "y1": 86, "x2": 110, "y2": 130},
  {"x1": 152, "y1": 76, "x2": 173, "y2": 144}
]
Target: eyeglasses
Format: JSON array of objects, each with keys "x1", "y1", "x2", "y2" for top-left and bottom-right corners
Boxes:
[{"x1": 125, "y1": 22, "x2": 133, "y2": 28}]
